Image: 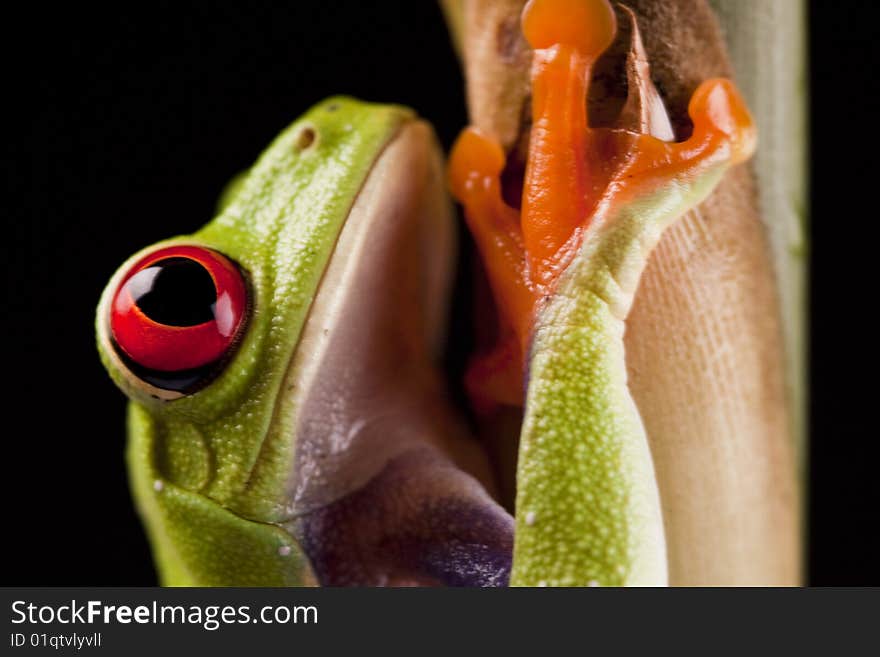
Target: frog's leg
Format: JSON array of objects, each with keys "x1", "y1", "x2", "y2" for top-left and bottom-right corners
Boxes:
[{"x1": 450, "y1": 0, "x2": 755, "y2": 586}]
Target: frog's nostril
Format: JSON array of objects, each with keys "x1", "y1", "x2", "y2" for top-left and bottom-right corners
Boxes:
[{"x1": 294, "y1": 126, "x2": 317, "y2": 151}]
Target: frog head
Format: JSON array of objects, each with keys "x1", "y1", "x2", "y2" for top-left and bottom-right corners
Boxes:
[{"x1": 97, "y1": 97, "x2": 513, "y2": 586}]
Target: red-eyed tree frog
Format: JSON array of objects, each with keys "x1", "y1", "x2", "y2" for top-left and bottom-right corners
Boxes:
[{"x1": 97, "y1": 0, "x2": 758, "y2": 587}]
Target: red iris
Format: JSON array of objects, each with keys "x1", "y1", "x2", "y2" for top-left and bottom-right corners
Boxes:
[{"x1": 110, "y1": 245, "x2": 248, "y2": 373}]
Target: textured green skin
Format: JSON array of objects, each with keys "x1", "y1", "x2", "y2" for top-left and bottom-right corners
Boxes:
[
  {"x1": 97, "y1": 97, "x2": 413, "y2": 585},
  {"x1": 511, "y1": 167, "x2": 727, "y2": 587}
]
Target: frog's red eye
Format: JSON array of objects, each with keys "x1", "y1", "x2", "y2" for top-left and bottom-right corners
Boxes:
[{"x1": 109, "y1": 245, "x2": 249, "y2": 393}]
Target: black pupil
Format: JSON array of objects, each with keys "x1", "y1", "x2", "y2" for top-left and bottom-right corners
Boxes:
[{"x1": 129, "y1": 257, "x2": 217, "y2": 326}]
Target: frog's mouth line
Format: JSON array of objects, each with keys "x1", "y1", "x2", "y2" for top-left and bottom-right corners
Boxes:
[{"x1": 274, "y1": 119, "x2": 514, "y2": 586}]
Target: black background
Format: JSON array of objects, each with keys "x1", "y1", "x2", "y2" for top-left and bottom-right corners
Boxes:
[{"x1": 3, "y1": 2, "x2": 877, "y2": 585}]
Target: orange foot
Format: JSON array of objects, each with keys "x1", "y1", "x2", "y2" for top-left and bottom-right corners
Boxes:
[{"x1": 449, "y1": 0, "x2": 755, "y2": 411}]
